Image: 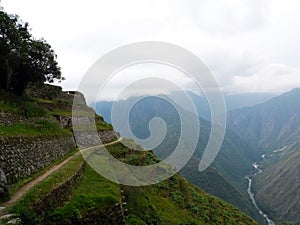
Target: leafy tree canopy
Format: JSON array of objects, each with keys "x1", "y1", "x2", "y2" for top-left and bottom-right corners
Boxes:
[{"x1": 0, "y1": 5, "x2": 63, "y2": 95}]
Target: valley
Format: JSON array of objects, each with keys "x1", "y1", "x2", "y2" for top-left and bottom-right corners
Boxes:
[
  {"x1": 246, "y1": 160, "x2": 274, "y2": 225},
  {"x1": 228, "y1": 88, "x2": 300, "y2": 225}
]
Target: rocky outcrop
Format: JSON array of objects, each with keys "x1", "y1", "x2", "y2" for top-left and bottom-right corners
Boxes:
[{"x1": 0, "y1": 136, "x2": 76, "y2": 184}]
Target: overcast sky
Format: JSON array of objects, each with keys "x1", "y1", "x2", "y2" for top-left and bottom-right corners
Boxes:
[{"x1": 2, "y1": 0, "x2": 300, "y2": 101}]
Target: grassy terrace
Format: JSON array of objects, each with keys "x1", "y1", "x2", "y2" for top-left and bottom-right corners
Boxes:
[
  {"x1": 0, "y1": 89, "x2": 113, "y2": 137},
  {"x1": 0, "y1": 120, "x2": 72, "y2": 137},
  {"x1": 49, "y1": 165, "x2": 120, "y2": 223}
]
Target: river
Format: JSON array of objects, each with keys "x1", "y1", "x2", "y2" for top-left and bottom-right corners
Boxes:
[{"x1": 246, "y1": 161, "x2": 275, "y2": 225}]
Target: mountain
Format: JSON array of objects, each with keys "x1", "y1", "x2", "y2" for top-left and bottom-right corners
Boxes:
[
  {"x1": 228, "y1": 88, "x2": 300, "y2": 150},
  {"x1": 93, "y1": 95, "x2": 265, "y2": 224},
  {"x1": 94, "y1": 91, "x2": 276, "y2": 123},
  {"x1": 224, "y1": 93, "x2": 277, "y2": 113},
  {"x1": 187, "y1": 91, "x2": 276, "y2": 121}
]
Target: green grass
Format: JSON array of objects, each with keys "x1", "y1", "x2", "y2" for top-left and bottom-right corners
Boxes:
[
  {"x1": 34, "y1": 98, "x2": 56, "y2": 104},
  {"x1": 0, "y1": 100, "x2": 19, "y2": 112},
  {"x1": 125, "y1": 174, "x2": 257, "y2": 225},
  {"x1": 0, "y1": 120, "x2": 72, "y2": 137},
  {"x1": 21, "y1": 102, "x2": 48, "y2": 117},
  {"x1": 0, "y1": 97, "x2": 46, "y2": 118},
  {"x1": 48, "y1": 165, "x2": 120, "y2": 223},
  {"x1": 49, "y1": 109, "x2": 72, "y2": 117},
  {"x1": 96, "y1": 121, "x2": 113, "y2": 130},
  {"x1": 102, "y1": 142, "x2": 257, "y2": 225}
]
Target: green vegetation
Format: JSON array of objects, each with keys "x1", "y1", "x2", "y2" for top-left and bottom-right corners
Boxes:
[
  {"x1": 0, "y1": 82, "x2": 113, "y2": 137},
  {"x1": 0, "y1": 120, "x2": 71, "y2": 137},
  {"x1": 124, "y1": 176, "x2": 257, "y2": 225},
  {"x1": 48, "y1": 165, "x2": 120, "y2": 224},
  {"x1": 0, "y1": 5, "x2": 62, "y2": 96},
  {"x1": 96, "y1": 120, "x2": 113, "y2": 131},
  {"x1": 49, "y1": 109, "x2": 72, "y2": 117},
  {"x1": 181, "y1": 161, "x2": 266, "y2": 224},
  {"x1": 0, "y1": 100, "x2": 18, "y2": 113},
  {"x1": 6, "y1": 141, "x2": 258, "y2": 225},
  {"x1": 108, "y1": 143, "x2": 257, "y2": 225}
]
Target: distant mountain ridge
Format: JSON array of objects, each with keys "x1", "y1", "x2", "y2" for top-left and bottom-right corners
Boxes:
[
  {"x1": 93, "y1": 91, "x2": 276, "y2": 123},
  {"x1": 228, "y1": 88, "x2": 300, "y2": 150}
]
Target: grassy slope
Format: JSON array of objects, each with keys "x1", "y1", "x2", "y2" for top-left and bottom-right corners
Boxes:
[
  {"x1": 180, "y1": 158, "x2": 266, "y2": 225},
  {"x1": 0, "y1": 89, "x2": 71, "y2": 137}
]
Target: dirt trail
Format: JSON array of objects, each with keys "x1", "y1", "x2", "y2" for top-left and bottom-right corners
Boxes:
[
  {"x1": 1, "y1": 138, "x2": 122, "y2": 208},
  {"x1": 3, "y1": 151, "x2": 80, "y2": 207}
]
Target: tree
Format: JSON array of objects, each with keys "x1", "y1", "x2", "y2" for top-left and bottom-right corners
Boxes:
[{"x1": 0, "y1": 5, "x2": 63, "y2": 95}]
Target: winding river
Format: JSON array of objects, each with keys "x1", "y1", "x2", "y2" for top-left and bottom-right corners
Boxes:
[{"x1": 246, "y1": 161, "x2": 275, "y2": 225}]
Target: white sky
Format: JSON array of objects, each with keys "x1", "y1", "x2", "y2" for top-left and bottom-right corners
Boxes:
[{"x1": 2, "y1": 0, "x2": 300, "y2": 100}]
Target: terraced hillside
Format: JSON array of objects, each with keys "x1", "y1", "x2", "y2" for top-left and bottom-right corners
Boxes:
[
  {"x1": 0, "y1": 83, "x2": 258, "y2": 224},
  {"x1": 2, "y1": 142, "x2": 258, "y2": 225}
]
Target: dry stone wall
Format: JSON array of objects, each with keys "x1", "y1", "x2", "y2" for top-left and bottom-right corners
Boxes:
[
  {"x1": 0, "y1": 110, "x2": 23, "y2": 126},
  {"x1": 74, "y1": 130, "x2": 119, "y2": 149},
  {"x1": 0, "y1": 128, "x2": 117, "y2": 186},
  {"x1": 0, "y1": 135, "x2": 76, "y2": 184}
]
